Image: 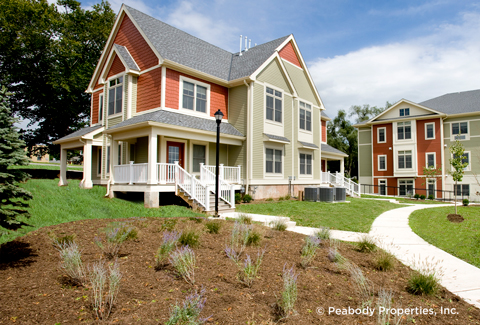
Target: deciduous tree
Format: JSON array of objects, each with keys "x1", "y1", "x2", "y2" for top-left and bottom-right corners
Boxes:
[{"x1": 449, "y1": 140, "x2": 468, "y2": 214}]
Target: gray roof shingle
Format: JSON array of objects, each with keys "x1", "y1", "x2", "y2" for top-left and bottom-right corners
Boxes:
[
  {"x1": 321, "y1": 111, "x2": 329, "y2": 119},
  {"x1": 56, "y1": 125, "x2": 103, "y2": 142},
  {"x1": 263, "y1": 133, "x2": 290, "y2": 143},
  {"x1": 125, "y1": 5, "x2": 289, "y2": 81},
  {"x1": 299, "y1": 141, "x2": 319, "y2": 149},
  {"x1": 419, "y1": 89, "x2": 480, "y2": 115},
  {"x1": 109, "y1": 110, "x2": 244, "y2": 137},
  {"x1": 114, "y1": 44, "x2": 140, "y2": 71},
  {"x1": 321, "y1": 143, "x2": 347, "y2": 156}
]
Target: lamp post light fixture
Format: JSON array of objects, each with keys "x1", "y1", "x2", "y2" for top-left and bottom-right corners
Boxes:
[{"x1": 214, "y1": 109, "x2": 224, "y2": 217}]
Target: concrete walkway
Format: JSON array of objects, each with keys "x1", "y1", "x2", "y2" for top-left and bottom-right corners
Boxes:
[{"x1": 369, "y1": 204, "x2": 480, "y2": 309}]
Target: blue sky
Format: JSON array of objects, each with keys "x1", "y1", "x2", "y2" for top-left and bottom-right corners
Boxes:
[{"x1": 90, "y1": 0, "x2": 480, "y2": 118}]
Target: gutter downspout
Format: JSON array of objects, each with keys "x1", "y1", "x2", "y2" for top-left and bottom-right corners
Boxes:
[{"x1": 243, "y1": 79, "x2": 250, "y2": 194}]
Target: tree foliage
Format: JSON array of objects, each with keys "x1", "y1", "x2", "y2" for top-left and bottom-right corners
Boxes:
[
  {"x1": 449, "y1": 140, "x2": 468, "y2": 214},
  {"x1": 349, "y1": 102, "x2": 393, "y2": 124},
  {"x1": 0, "y1": 86, "x2": 32, "y2": 229},
  {"x1": 0, "y1": 0, "x2": 115, "y2": 156}
]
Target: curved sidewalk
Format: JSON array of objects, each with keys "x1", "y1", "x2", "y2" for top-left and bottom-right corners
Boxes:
[{"x1": 369, "y1": 204, "x2": 480, "y2": 308}]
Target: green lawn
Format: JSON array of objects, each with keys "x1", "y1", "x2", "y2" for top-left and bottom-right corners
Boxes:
[
  {"x1": 0, "y1": 179, "x2": 203, "y2": 245},
  {"x1": 410, "y1": 206, "x2": 480, "y2": 268},
  {"x1": 236, "y1": 198, "x2": 406, "y2": 233},
  {"x1": 8, "y1": 163, "x2": 83, "y2": 171},
  {"x1": 361, "y1": 194, "x2": 446, "y2": 204}
]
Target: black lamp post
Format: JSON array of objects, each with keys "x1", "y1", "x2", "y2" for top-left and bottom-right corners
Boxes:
[{"x1": 214, "y1": 109, "x2": 224, "y2": 217}]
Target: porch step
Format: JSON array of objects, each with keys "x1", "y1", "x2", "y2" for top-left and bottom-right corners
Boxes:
[{"x1": 177, "y1": 188, "x2": 232, "y2": 214}]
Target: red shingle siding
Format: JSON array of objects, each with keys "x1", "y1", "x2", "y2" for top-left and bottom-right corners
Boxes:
[
  {"x1": 107, "y1": 55, "x2": 125, "y2": 78},
  {"x1": 91, "y1": 91, "x2": 102, "y2": 124},
  {"x1": 137, "y1": 68, "x2": 162, "y2": 112},
  {"x1": 321, "y1": 120, "x2": 327, "y2": 142},
  {"x1": 373, "y1": 124, "x2": 393, "y2": 177},
  {"x1": 279, "y1": 42, "x2": 301, "y2": 68},
  {"x1": 416, "y1": 118, "x2": 442, "y2": 175},
  {"x1": 165, "y1": 68, "x2": 228, "y2": 119}
]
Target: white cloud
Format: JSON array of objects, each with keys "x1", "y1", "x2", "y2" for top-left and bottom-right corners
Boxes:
[{"x1": 310, "y1": 11, "x2": 480, "y2": 119}]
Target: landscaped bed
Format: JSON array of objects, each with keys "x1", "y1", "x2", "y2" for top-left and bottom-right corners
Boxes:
[
  {"x1": 361, "y1": 194, "x2": 448, "y2": 205},
  {"x1": 236, "y1": 198, "x2": 407, "y2": 232},
  {"x1": 1, "y1": 217, "x2": 478, "y2": 324},
  {"x1": 410, "y1": 206, "x2": 480, "y2": 268}
]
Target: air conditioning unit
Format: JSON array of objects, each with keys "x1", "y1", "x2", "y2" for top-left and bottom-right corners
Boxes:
[
  {"x1": 319, "y1": 187, "x2": 334, "y2": 202},
  {"x1": 335, "y1": 187, "x2": 346, "y2": 202},
  {"x1": 304, "y1": 187, "x2": 319, "y2": 201}
]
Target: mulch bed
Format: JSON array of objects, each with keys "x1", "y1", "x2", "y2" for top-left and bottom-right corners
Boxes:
[
  {"x1": 447, "y1": 214, "x2": 464, "y2": 223},
  {"x1": 1, "y1": 217, "x2": 479, "y2": 324}
]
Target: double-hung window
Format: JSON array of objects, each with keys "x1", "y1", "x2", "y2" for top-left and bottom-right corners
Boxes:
[
  {"x1": 454, "y1": 184, "x2": 470, "y2": 197},
  {"x1": 299, "y1": 153, "x2": 312, "y2": 175},
  {"x1": 266, "y1": 87, "x2": 282, "y2": 123},
  {"x1": 192, "y1": 144, "x2": 206, "y2": 173},
  {"x1": 266, "y1": 148, "x2": 282, "y2": 174},
  {"x1": 426, "y1": 153, "x2": 435, "y2": 168},
  {"x1": 398, "y1": 150, "x2": 412, "y2": 169},
  {"x1": 378, "y1": 155, "x2": 387, "y2": 171},
  {"x1": 452, "y1": 122, "x2": 468, "y2": 140},
  {"x1": 425, "y1": 123, "x2": 435, "y2": 139},
  {"x1": 397, "y1": 122, "x2": 411, "y2": 140},
  {"x1": 453, "y1": 152, "x2": 470, "y2": 171},
  {"x1": 108, "y1": 76, "x2": 123, "y2": 116},
  {"x1": 182, "y1": 80, "x2": 207, "y2": 113},
  {"x1": 400, "y1": 108, "x2": 410, "y2": 116},
  {"x1": 299, "y1": 101, "x2": 311, "y2": 131},
  {"x1": 378, "y1": 127, "x2": 386, "y2": 143},
  {"x1": 99, "y1": 94, "x2": 104, "y2": 122},
  {"x1": 427, "y1": 179, "x2": 436, "y2": 198}
]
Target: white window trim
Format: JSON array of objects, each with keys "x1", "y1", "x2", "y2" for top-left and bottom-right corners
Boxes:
[
  {"x1": 398, "y1": 178, "x2": 415, "y2": 196},
  {"x1": 425, "y1": 152, "x2": 436, "y2": 169},
  {"x1": 264, "y1": 144, "x2": 284, "y2": 179},
  {"x1": 378, "y1": 155, "x2": 387, "y2": 171},
  {"x1": 179, "y1": 76, "x2": 211, "y2": 117},
  {"x1": 399, "y1": 108, "x2": 410, "y2": 117},
  {"x1": 378, "y1": 179, "x2": 387, "y2": 195},
  {"x1": 298, "y1": 99, "x2": 313, "y2": 134},
  {"x1": 451, "y1": 151, "x2": 471, "y2": 172},
  {"x1": 427, "y1": 178, "x2": 436, "y2": 198},
  {"x1": 397, "y1": 150, "x2": 414, "y2": 170},
  {"x1": 190, "y1": 141, "x2": 209, "y2": 175},
  {"x1": 377, "y1": 127, "x2": 387, "y2": 143},
  {"x1": 396, "y1": 121, "x2": 413, "y2": 141},
  {"x1": 298, "y1": 151, "x2": 313, "y2": 178},
  {"x1": 425, "y1": 122, "x2": 435, "y2": 140},
  {"x1": 107, "y1": 73, "x2": 124, "y2": 118},
  {"x1": 450, "y1": 121, "x2": 470, "y2": 141},
  {"x1": 263, "y1": 83, "x2": 284, "y2": 127}
]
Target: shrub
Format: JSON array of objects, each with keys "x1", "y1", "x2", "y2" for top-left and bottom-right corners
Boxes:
[
  {"x1": 89, "y1": 260, "x2": 122, "y2": 320},
  {"x1": 356, "y1": 235, "x2": 376, "y2": 253},
  {"x1": 55, "y1": 241, "x2": 86, "y2": 286},
  {"x1": 225, "y1": 222, "x2": 252, "y2": 262},
  {"x1": 169, "y1": 246, "x2": 196, "y2": 285},
  {"x1": 156, "y1": 230, "x2": 182, "y2": 268},
  {"x1": 242, "y1": 194, "x2": 253, "y2": 203},
  {"x1": 278, "y1": 196, "x2": 285, "y2": 201},
  {"x1": 265, "y1": 197, "x2": 274, "y2": 201},
  {"x1": 166, "y1": 288, "x2": 210, "y2": 325},
  {"x1": 374, "y1": 250, "x2": 395, "y2": 271},
  {"x1": 238, "y1": 214, "x2": 253, "y2": 224},
  {"x1": 314, "y1": 227, "x2": 330, "y2": 240},
  {"x1": 269, "y1": 217, "x2": 288, "y2": 231},
  {"x1": 428, "y1": 194, "x2": 435, "y2": 200},
  {"x1": 300, "y1": 236, "x2": 321, "y2": 268},
  {"x1": 463, "y1": 198, "x2": 469, "y2": 206},
  {"x1": 237, "y1": 248, "x2": 266, "y2": 287},
  {"x1": 349, "y1": 264, "x2": 374, "y2": 307},
  {"x1": 414, "y1": 193, "x2": 420, "y2": 199},
  {"x1": 279, "y1": 264, "x2": 298, "y2": 318},
  {"x1": 95, "y1": 222, "x2": 137, "y2": 259},
  {"x1": 285, "y1": 194, "x2": 291, "y2": 200},
  {"x1": 420, "y1": 194, "x2": 426, "y2": 200},
  {"x1": 179, "y1": 229, "x2": 200, "y2": 248},
  {"x1": 406, "y1": 257, "x2": 443, "y2": 295},
  {"x1": 246, "y1": 230, "x2": 262, "y2": 246},
  {"x1": 189, "y1": 216, "x2": 204, "y2": 223},
  {"x1": 52, "y1": 234, "x2": 76, "y2": 247},
  {"x1": 161, "y1": 219, "x2": 178, "y2": 231},
  {"x1": 205, "y1": 220, "x2": 222, "y2": 234},
  {"x1": 235, "y1": 193, "x2": 242, "y2": 204}
]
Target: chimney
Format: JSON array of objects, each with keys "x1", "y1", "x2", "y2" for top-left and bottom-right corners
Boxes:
[{"x1": 239, "y1": 35, "x2": 243, "y2": 56}]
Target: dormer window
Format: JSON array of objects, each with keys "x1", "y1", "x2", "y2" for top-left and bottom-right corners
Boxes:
[
  {"x1": 399, "y1": 108, "x2": 410, "y2": 116},
  {"x1": 108, "y1": 76, "x2": 123, "y2": 116},
  {"x1": 181, "y1": 78, "x2": 209, "y2": 114}
]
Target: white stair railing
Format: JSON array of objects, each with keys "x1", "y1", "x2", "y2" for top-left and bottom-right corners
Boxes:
[
  {"x1": 321, "y1": 171, "x2": 360, "y2": 197},
  {"x1": 202, "y1": 164, "x2": 241, "y2": 184},
  {"x1": 175, "y1": 163, "x2": 209, "y2": 210},
  {"x1": 200, "y1": 164, "x2": 235, "y2": 208}
]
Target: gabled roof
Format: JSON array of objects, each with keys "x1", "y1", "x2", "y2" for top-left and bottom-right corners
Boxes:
[
  {"x1": 321, "y1": 143, "x2": 348, "y2": 157},
  {"x1": 54, "y1": 125, "x2": 103, "y2": 143},
  {"x1": 114, "y1": 44, "x2": 139, "y2": 71},
  {"x1": 107, "y1": 110, "x2": 243, "y2": 137},
  {"x1": 419, "y1": 89, "x2": 480, "y2": 115},
  {"x1": 124, "y1": 5, "x2": 289, "y2": 82}
]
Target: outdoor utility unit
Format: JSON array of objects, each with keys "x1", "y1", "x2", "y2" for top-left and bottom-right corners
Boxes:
[
  {"x1": 304, "y1": 187, "x2": 319, "y2": 202},
  {"x1": 335, "y1": 187, "x2": 346, "y2": 202},
  {"x1": 319, "y1": 187, "x2": 334, "y2": 202}
]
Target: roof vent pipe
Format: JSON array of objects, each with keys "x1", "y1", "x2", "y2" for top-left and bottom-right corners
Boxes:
[
  {"x1": 249, "y1": 39, "x2": 251, "y2": 49},
  {"x1": 245, "y1": 36, "x2": 248, "y2": 51},
  {"x1": 239, "y1": 35, "x2": 243, "y2": 56}
]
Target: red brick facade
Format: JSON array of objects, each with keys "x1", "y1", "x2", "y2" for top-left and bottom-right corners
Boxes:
[
  {"x1": 165, "y1": 68, "x2": 228, "y2": 119},
  {"x1": 137, "y1": 68, "x2": 162, "y2": 112},
  {"x1": 279, "y1": 42, "x2": 301, "y2": 68}
]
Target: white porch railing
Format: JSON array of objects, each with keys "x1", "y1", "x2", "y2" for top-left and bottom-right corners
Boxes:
[
  {"x1": 200, "y1": 164, "x2": 235, "y2": 208},
  {"x1": 158, "y1": 163, "x2": 176, "y2": 184},
  {"x1": 113, "y1": 162, "x2": 148, "y2": 184},
  {"x1": 321, "y1": 171, "x2": 360, "y2": 197},
  {"x1": 202, "y1": 164, "x2": 241, "y2": 184}
]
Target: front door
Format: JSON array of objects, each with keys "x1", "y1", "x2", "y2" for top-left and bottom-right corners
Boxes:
[{"x1": 167, "y1": 142, "x2": 185, "y2": 168}]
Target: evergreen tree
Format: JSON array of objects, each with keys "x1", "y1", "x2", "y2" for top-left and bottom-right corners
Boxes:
[{"x1": 0, "y1": 86, "x2": 32, "y2": 229}]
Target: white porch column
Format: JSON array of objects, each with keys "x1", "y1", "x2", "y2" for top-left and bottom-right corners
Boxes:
[
  {"x1": 58, "y1": 147, "x2": 68, "y2": 186},
  {"x1": 80, "y1": 140, "x2": 93, "y2": 189},
  {"x1": 340, "y1": 158, "x2": 345, "y2": 176},
  {"x1": 147, "y1": 129, "x2": 158, "y2": 184},
  {"x1": 110, "y1": 138, "x2": 118, "y2": 185}
]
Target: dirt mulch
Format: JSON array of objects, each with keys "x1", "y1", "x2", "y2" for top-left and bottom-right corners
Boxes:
[
  {"x1": 447, "y1": 214, "x2": 464, "y2": 223},
  {"x1": 1, "y1": 217, "x2": 479, "y2": 324}
]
